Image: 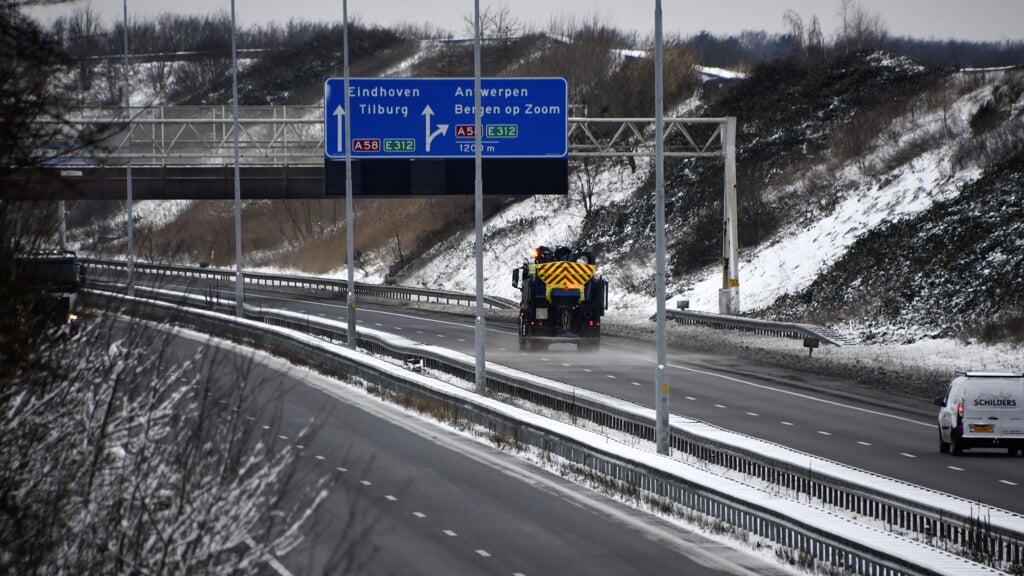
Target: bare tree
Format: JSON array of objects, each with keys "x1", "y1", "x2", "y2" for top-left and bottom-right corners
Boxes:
[
  {"x1": 838, "y1": 0, "x2": 853, "y2": 54},
  {"x1": 462, "y1": 4, "x2": 521, "y2": 42},
  {"x1": 571, "y1": 158, "x2": 599, "y2": 217},
  {"x1": 533, "y1": 14, "x2": 620, "y2": 108},
  {"x1": 837, "y1": 0, "x2": 888, "y2": 53},
  {"x1": 54, "y1": 7, "x2": 103, "y2": 104},
  {"x1": 806, "y1": 16, "x2": 826, "y2": 62},
  {"x1": 783, "y1": 10, "x2": 805, "y2": 59},
  {"x1": 1, "y1": 7, "x2": 377, "y2": 574}
]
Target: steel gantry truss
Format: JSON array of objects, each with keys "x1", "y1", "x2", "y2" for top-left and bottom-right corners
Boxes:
[
  {"x1": 32, "y1": 106, "x2": 741, "y2": 314},
  {"x1": 45, "y1": 106, "x2": 733, "y2": 162}
]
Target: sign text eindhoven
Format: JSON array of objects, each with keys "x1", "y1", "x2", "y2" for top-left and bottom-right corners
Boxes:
[{"x1": 323, "y1": 77, "x2": 567, "y2": 159}]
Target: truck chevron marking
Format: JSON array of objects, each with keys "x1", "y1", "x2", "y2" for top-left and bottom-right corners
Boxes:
[{"x1": 536, "y1": 261, "x2": 595, "y2": 290}]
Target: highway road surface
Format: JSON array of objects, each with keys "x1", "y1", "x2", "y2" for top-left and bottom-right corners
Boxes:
[
  {"x1": 247, "y1": 288, "x2": 1024, "y2": 515},
  {"x1": 153, "y1": 320, "x2": 794, "y2": 576}
]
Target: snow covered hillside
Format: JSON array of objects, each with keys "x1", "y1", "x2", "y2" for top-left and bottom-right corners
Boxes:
[{"x1": 396, "y1": 54, "x2": 1024, "y2": 348}]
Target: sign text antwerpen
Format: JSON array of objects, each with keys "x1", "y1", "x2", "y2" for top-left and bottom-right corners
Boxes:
[{"x1": 324, "y1": 77, "x2": 567, "y2": 159}]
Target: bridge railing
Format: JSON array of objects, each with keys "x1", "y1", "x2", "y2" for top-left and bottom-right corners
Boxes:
[{"x1": 81, "y1": 258, "x2": 1024, "y2": 572}]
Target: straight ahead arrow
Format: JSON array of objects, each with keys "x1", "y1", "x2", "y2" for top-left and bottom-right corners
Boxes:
[{"x1": 333, "y1": 104, "x2": 345, "y2": 155}]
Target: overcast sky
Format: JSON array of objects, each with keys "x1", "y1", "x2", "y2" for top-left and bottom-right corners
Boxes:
[{"x1": 26, "y1": 0, "x2": 1024, "y2": 43}]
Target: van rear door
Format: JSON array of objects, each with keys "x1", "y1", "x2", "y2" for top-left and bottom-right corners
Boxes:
[{"x1": 962, "y1": 375, "x2": 1024, "y2": 437}]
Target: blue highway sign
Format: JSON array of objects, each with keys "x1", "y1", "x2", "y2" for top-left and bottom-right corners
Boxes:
[{"x1": 324, "y1": 77, "x2": 567, "y2": 159}]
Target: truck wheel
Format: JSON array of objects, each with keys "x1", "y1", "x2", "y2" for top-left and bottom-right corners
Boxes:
[
  {"x1": 938, "y1": 431, "x2": 950, "y2": 454},
  {"x1": 1008, "y1": 447, "x2": 1021, "y2": 457}
]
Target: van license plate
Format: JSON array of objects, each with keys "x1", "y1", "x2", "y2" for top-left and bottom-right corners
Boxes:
[{"x1": 971, "y1": 424, "x2": 994, "y2": 433}]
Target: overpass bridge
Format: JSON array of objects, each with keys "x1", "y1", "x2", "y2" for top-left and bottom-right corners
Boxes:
[{"x1": 5, "y1": 105, "x2": 733, "y2": 200}]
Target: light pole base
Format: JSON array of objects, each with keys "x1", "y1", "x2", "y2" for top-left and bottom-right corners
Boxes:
[{"x1": 718, "y1": 287, "x2": 740, "y2": 315}]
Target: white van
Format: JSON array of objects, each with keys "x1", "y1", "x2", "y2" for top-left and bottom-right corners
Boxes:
[{"x1": 935, "y1": 372, "x2": 1024, "y2": 455}]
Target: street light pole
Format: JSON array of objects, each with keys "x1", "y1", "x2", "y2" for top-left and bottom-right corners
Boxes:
[
  {"x1": 230, "y1": 0, "x2": 244, "y2": 317},
  {"x1": 473, "y1": 0, "x2": 486, "y2": 394},
  {"x1": 122, "y1": 0, "x2": 134, "y2": 296},
  {"x1": 343, "y1": 0, "x2": 357, "y2": 349},
  {"x1": 654, "y1": 0, "x2": 670, "y2": 455}
]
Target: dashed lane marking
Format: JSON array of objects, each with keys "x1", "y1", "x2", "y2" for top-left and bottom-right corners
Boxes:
[{"x1": 667, "y1": 362, "x2": 932, "y2": 427}]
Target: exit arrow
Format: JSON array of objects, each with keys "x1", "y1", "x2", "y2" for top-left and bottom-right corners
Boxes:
[{"x1": 422, "y1": 105, "x2": 449, "y2": 152}]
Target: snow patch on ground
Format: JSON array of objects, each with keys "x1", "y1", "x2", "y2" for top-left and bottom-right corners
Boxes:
[{"x1": 133, "y1": 199, "x2": 193, "y2": 230}]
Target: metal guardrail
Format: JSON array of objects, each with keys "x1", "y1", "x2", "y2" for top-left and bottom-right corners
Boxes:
[
  {"x1": 82, "y1": 258, "x2": 518, "y2": 311},
  {"x1": 81, "y1": 287, "x2": 1004, "y2": 576},
  {"x1": 88, "y1": 265, "x2": 1024, "y2": 573},
  {"x1": 664, "y1": 308, "x2": 854, "y2": 346},
  {"x1": 85, "y1": 259, "x2": 848, "y2": 342}
]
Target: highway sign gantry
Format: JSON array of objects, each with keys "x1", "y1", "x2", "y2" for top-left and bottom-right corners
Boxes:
[{"x1": 323, "y1": 77, "x2": 567, "y2": 160}]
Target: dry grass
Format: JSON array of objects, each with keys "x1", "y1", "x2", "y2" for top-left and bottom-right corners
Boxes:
[{"x1": 135, "y1": 196, "x2": 481, "y2": 274}]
